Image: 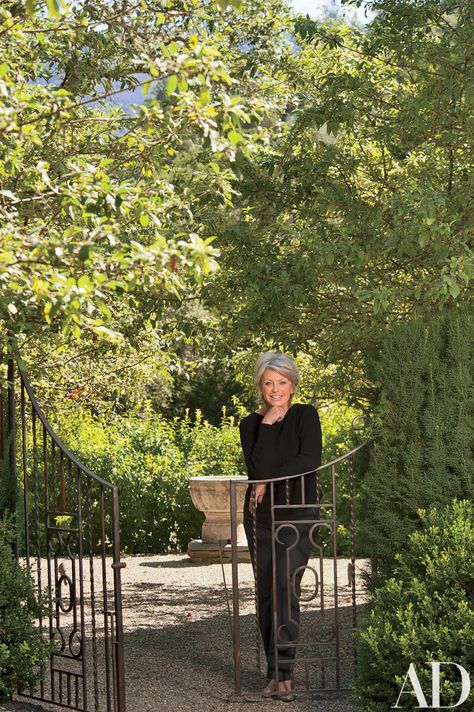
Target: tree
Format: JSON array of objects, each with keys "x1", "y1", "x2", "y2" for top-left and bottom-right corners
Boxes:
[
  {"x1": 0, "y1": 0, "x2": 291, "y2": 351},
  {"x1": 0, "y1": 0, "x2": 298, "y2": 416},
  {"x1": 201, "y1": 0, "x2": 473, "y2": 399}
]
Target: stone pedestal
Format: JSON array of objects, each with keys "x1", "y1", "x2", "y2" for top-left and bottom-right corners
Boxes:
[{"x1": 187, "y1": 476, "x2": 250, "y2": 562}]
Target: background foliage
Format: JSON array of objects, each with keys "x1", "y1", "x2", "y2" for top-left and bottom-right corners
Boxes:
[
  {"x1": 202, "y1": 0, "x2": 473, "y2": 398},
  {"x1": 55, "y1": 399, "x2": 359, "y2": 553},
  {"x1": 0, "y1": 0, "x2": 290, "y2": 350}
]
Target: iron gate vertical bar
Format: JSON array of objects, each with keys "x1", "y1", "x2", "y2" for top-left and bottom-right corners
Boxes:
[
  {"x1": 32, "y1": 405, "x2": 45, "y2": 699},
  {"x1": 270, "y1": 482, "x2": 279, "y2": 689},
  {"x1": 87, "y1": 479, "x2": 99, "y2": 712},
  {"x1": 331, "y1": 464, "x2": 340, "y2": 689},
  {"x1": 7, "y1": 358, "x2": 18, "y2": 557},
  {"x1": 230, "y1": 479, "x2": 241, "y2": 696},
  {"x1": 111, "y1": 486, "x2": 126, "y2": 712},
  {"x1": 99, "y1": 487, "x2": 113, "y2": 712},
  {"x1": 20, "y1": 380, "x2": 30, "y2": 569},
  {"x1": 349, "y1": 455, "x2": 357, "y2": 657},
  {"x1": 251, "y1": 485, "x2": 261, "y2": 674},
  {"x1": 76, "y1": 468, "x2": 88, "y2": 710},
  {"x1": 43, "y1": 423, "x2": 54, "y2": 702}
]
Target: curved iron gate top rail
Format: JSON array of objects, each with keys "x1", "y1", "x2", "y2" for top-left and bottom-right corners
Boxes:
[
  {"x1": 229, "y1": 437, "x2": 369, "y2": 698},
  {"x1": 2, "y1": 357, "x2": 126, "y2": 712},
  {"x1": 19, "y1": 365, "x2": 115, "y2": 490}
]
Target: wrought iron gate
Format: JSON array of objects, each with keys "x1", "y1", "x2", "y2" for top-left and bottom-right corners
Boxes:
[
  {"x1": 1, "y1": 357, "x2": 126, "y2": 712},
  {"x1": 229, "y1": 435, "x2": 369, "y2": 698}
]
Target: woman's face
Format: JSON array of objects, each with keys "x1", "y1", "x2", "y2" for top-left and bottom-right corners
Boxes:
[{"x1": 260, "y1": 368, "x2": 294, "y2": 411}]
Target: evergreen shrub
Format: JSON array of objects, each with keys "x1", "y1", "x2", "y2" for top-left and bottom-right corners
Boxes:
[
  {"x1": 361, "y1": 308, "x2": 474, "y2": 577},
  {"x1": 354, "y1": 500, "x2": 474, "y2": 711},
  {"x1": 0, "y1": 519, "x2": 49, "y2": 700}
]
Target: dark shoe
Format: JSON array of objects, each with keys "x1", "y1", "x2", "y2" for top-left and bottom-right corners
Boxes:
[
  {"x1": 262, "y1": 680, "x2": 276, "y2": 698},
  {"x1": 278, "y1": 691, "x2": 296, "y2": 702}
]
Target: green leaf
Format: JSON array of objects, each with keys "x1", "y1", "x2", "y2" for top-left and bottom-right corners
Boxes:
[
  {"x1": 140, "y1": 214, "x2": 150, "y2": 228},
  {"x1": 77, "y1": 275, "x2": 91, "y2": 290},
  {"x1": 0, "y1": 63, "x2": 9, "y2": 79},
  {"x1": 227, "y1": 130, "x2": 243, "y2": 145},
  {"x1": 199, "y1": 89, "x2": 211, "y2": 106},
  {"x1": 45, "y1": 0, "x2": 61, "y2": 17},
  {"x1": 166, "y1": 75, "x2": 178, "y2": 96},
  {"x1": 78, "y1": 245, "x2": 90, "y2": 262},
  {"x1": 91, "y1": 326, "x2": 124, "y2": 342}
]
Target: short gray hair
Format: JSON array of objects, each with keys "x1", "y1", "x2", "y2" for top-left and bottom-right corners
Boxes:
[{"x1": 254, "y1": 352, "x2": 299, "y2": 392}]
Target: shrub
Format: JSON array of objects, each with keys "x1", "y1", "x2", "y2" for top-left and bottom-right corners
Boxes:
[
  {"x1": 361, "y1": 307, "x2": 474, "y2": 578},
  {"x1": 0, "y1": 519, "x2": 50, "y2": 700},
  {"x1": 53, "y1": 401, "x2": 362, "y2": 554},
  {"x1": 55, "y1": 409, "x2": 246, "y2": 553},
  {"x1": 354, "y1": 500, "x2": 474, "y2": 711}
]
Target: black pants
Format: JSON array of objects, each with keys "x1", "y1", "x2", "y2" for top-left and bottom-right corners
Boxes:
[{"x1": 244, "y1": 514, "x2": 313, "y2": 682}]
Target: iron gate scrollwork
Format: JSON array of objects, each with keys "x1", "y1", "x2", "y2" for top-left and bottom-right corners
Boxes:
[
  {"x1": 1, "y1": 357, "x2": 126, "y2": 712},
  {"x1": 229, "y1": 436, "x2": 369, "y2": 699}
]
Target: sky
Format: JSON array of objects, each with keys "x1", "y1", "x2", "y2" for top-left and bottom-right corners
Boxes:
[
  {"x1": 112, "y1": 0, "x2": 374, "y2": 111},
  {"x1": 291, "y1": 0, "x2": 374, "y2": 23}
]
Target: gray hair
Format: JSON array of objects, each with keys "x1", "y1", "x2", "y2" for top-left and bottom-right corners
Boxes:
[{"x1": 254, "y1": 352, "x2": 299, "y2": 392}]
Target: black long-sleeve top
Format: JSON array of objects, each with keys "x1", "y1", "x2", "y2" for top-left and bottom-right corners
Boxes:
[{"x1": 239, "y1": 403, "x2": 322, "y2": 523}]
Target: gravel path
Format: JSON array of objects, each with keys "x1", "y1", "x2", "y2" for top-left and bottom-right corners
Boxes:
[{"x1": 2, "y1": 554, "x2": 367, "y2": 712}]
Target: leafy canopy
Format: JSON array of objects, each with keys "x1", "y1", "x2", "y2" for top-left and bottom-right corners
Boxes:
[
  {"x1": 203, "y1": 0, "x2": 473, "y2": 396},
  {"x1": 0, "y1": 0, "x2": 286, "y2": 348}
]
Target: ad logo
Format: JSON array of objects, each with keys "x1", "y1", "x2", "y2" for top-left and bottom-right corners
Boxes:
[{"x1": 393, "y1": 663, "x2": 470, "y2": 709}]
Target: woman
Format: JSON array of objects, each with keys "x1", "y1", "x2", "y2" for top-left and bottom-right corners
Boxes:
[{"x1": 239, "y1": 352, "x2": 322, "y2": 701}]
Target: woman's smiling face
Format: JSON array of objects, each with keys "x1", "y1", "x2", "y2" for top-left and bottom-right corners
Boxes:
[{"x1": 260, "y1": 368, "x2": 294, "y2": 411}]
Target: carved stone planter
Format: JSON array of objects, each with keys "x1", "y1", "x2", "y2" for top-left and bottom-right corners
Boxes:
[{"x1": 187, "y1": 476, "x2": 250, "y2": 562}]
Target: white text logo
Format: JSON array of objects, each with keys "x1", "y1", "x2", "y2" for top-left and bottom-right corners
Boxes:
[{"x1": 393, "y1": 663, "x2": 470, "y2": 708}]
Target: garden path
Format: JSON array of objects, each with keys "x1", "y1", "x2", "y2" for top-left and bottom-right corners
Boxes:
[{"x1": 2, "y1": 554, "x2": 367, "y2": 712}]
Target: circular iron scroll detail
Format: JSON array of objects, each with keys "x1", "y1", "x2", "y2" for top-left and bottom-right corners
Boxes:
[
  {"x1": 51, "y1": 628, "x2": 65, "y2": 654},
  {"x1": 66, "y1": 531, "x2": 78, "y2": 559},
  {"x1": 294, "y1": 564, "x2": 319, "y2": 603},
  {"x1": 351, "y1": 413, "x2": 371, "y2": 431},
  {"x1": 48, "y1": 531, "x2": 64, "y2": 557},
  {"x1": 309, "y1": 521, "x2": 331, "y2": 548},
  {"x1": 57, "y1": 574, "x2": 75, "y2": 613},
  {"x1": 69, "y1": 629, "x2": 83, "y2": 659},
  {"x1": 275, "y1": 523, "x2": 299, "y2": 548}
]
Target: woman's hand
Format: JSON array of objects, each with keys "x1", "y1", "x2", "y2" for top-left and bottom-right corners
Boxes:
[
  {"x1": 249, "y1": 483, "x2": 267, "y2": 513},
  {"x1": 262, "y1": 406, "x2": 286, "y2": 425}
]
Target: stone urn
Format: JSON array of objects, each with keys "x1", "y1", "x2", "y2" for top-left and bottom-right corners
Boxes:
[{"x1": 187, "y1": 476, "x2": 250, "y2": 562}]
